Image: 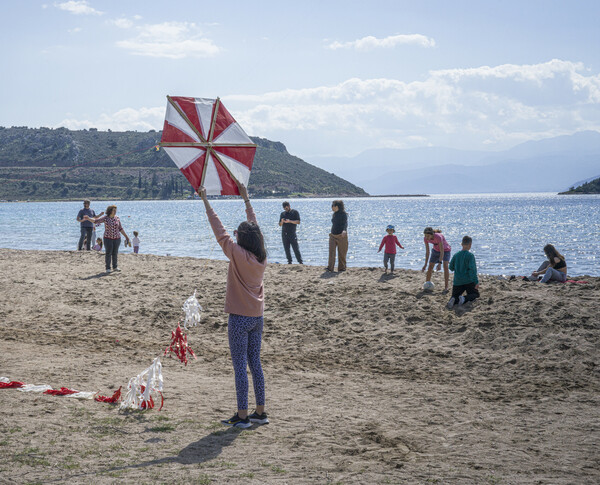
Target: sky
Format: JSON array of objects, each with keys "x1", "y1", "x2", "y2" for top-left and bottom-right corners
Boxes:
[{"x1": 1, "y1": 0, "x2": 600, "y2": 160}]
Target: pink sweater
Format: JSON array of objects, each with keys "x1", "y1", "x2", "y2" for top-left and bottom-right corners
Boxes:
[{"x1": 206, "y1": 206, "x2": 266, "y2": 317}]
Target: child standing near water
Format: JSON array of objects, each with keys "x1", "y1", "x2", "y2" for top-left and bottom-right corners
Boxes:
[
  {"x1": 447, "y1": 236, "x2": 479, "y2": 308},
  {"x1": 378, "y1": 225, "x2": 404, "y2": 274},
  {"x1": 132, "y1": 231, "x2": 140, "y2": 254},
  {"x1": 422, "y1": 227, "x2": 452, "y2": 292}
]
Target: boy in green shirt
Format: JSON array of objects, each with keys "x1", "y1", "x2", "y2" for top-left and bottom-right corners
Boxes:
[{"x1": 447, "y1": 236, "x2": 480, "y2": 308}]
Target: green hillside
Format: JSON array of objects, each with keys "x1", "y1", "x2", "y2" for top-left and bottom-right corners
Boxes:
[
  {"x1": 0, "y1": 126, "x2": 367, "y2": 200},
  {"x1": 559, "y1": 177, "x2": 600, "y2": 194}
]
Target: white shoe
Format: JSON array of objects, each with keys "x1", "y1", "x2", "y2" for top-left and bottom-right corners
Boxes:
[
  {"x1": 113, "y1": 268, "x2": 121, "y2": 272},
  {"x1": 446, "y1": 297, "x2": 456, "y2": 309},
  {"x1": 458, "y1": 295, "x2": 465, "y2": 305},
  {"x1": 105, "y1": 269, "x2": 112, "y2": 274}
]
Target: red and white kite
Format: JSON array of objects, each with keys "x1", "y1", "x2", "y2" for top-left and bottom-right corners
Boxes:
[{"x1": 160, "y1": 96, "x2": 257, "y2": 195}]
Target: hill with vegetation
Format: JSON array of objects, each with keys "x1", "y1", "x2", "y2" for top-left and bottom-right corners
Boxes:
[
  {"x1": 0, "y1": 126, "x2": 367, "y2": 200},
  {"x1": 559, "y1": 177, "x2": 600, "y2": 194}
]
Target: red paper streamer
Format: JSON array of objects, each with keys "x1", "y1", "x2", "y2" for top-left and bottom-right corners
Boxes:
[
  {"x1": 44, "y1": 387, "x2": 78, "y2": 396},
  {"x1": 95, "y1": 386, "x2": 122, "y2": 403},
  {"x1": 139, "y1": 385, "x2": 164, "y2": 411},
  {"x1": 164, "y1": 324, "x2": 197, "y2": 366},
  {"x1": 0, "y1": 381, "x2": 24, "y2": 389}
]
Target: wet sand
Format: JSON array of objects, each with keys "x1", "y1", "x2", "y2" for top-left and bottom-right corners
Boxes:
[{"x1": 0, "y1": 248, "x2": 598, "y2": 484}]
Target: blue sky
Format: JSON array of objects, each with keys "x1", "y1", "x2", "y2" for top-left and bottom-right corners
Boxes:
[{"x1": 1, "y1": 0, "x2": 599, "y2": 159}]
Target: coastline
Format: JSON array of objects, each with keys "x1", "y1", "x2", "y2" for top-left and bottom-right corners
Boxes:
[
  {"x1": 1, "y1": 248, "x2": 597, "y2": 279},
  {"x1": 1, "y1": 248, "x2": 598, "y2": 483}
]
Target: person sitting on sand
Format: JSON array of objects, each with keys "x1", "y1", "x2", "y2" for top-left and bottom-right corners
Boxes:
[
  {"x1": 198, "y1": 181, "x2": 269, "y2": 429},
  {"x1": 422, "y1": 227, "x2": 451, "y2": 293},
  {"x1": 447, "y1": 236, "x2": 479, "y2": 308},
  {"x1": 378, "y1": 225, "x2": 404, "y2": 274},
  {"x1": 531, "y1": 244, "x2": 567, "y2": 283},
  {"x1": 92, "y1": 238, "x2": 103, "y2": 251}
]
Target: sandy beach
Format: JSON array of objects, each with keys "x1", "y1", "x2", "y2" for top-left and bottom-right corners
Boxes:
[{"x1": 0, "y1": 248, "x2": 598, "y2": 484}]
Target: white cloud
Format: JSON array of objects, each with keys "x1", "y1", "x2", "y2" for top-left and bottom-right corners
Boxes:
[
  {"x1": 54, "y1": 1, "x2": 103, "y2": 15},
  {"x1": 116, "y1": 21, "x2": 220, "y2": 59},
  {"x1": 327, "y1": 34, "x2": 435, "y2": 51},
  {"x1": 68, "y1": 27, "x2": 82, "y2": 34},
  {"x1": 55, "y1": 60, "x2": 600, "y2": 156},
  {"x1": 57, "y1": 107, "x2": 164, "y2": 132},
  {"x1": 224, "y1": 59, "x2": 600, "y2": 154},
  {"x1": 110, "y1": 17, "x2": 134, "y2": 29}
]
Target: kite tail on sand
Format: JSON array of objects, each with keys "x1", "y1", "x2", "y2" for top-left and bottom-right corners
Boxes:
[{"x1": 120, "y1": 357, "x2": 164, "y2": 411}]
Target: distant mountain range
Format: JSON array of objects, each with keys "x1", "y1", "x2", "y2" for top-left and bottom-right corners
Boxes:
[
  {"x1": 308, "y1": 131, "x2": 600, "y2": 194},
  {"x1": 0, "y1": 127, "x2": 366, "y2": 200}
]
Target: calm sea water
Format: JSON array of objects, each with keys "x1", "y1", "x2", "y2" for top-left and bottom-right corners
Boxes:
[{"x1": 1, "y1": 194, "x2": 598, "y2": 276}]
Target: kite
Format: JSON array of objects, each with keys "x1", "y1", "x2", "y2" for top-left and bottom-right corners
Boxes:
[
  {"x1": 182, "y1": 289, "x2": 202, "y2": 329},
  {"x1": 120, "y1": 357, "x2": 164, "y2": 411},
  {"x1": 159, "y1": 96, "x2": 256, "y2": 195}
]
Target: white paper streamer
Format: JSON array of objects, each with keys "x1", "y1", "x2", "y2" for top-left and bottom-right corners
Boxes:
[
  {"x1": 17, "y1": 384, "x2": 53, "y2": 393},
  {"x1": 182, "y1": 290, "x2": 202, "y2": 329},
  {"x1": 120, "y1": 357, "x2": 163, "y2": 411},
  {"x1": 0, "y1": 377, "x2": 9, "y2": 383},
  {"x1": 65, "y1": 391, "x2": 96, "y2": 400}
]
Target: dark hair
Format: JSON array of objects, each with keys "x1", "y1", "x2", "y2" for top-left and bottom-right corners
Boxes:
[
  {"x1": 133, "y1": 231, "x2": 139, "y2": 237},
  {"x1": 106, "y1": 205, "x2": 117, "y2": 217},
  {"x1": 424, "y1": 227, "x2": 442, "y2": 235},
  {"x1": 83, "y1": 199, "x2": 90, "y2": 205},
  {"x1": 282, "y1": 201, "x2": 290, "y2": 209},
  {"x1": 332, "y1": 200, "x2": 345, "y2": 211},
  {"x1": 462, "y1": 235, "x2": 472, "y2": 245},
  {"x1": 236, "y1": 221, "x2": 267, "y2": 263},
  {"x1": 543, "y1": 244, "x2": 564, "y2": 265}
]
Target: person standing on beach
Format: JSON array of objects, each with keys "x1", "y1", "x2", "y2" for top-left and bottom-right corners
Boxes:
[
  {"x1": 279, "y1": 201, "x2": 303, "y2": 265},
  {"x1": 198, "y1": 181, "x2": 269, "y2": 429},
  {"x1": 327, "y1": 200, "x2": 348, "y2": 272},
  {"x1": 85, "y1": 205, "x2": 130, "y2": 273},
  {"x1": 378, "y1": 225, "x2": 404, "y2": 274},
  {"x1": 447, "y1": 236, "x2": 479, "y2": 308},
  {"x1": 132, "y1": 231, "x2": 140, "y2": 254},
  {"x1": 76, "y1": 200, "x2": 103, "y2": 251},
  {"x1": 422, "y1": 227, "x2": 451, "y2": 292}
]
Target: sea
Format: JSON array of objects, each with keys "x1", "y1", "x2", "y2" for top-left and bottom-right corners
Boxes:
[{"x1": 1, "y1": 193, "x2": 599, "y2": 276}]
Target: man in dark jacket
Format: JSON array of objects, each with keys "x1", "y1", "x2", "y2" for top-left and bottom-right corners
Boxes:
[
  {"x1": 76, "y1": 199, "x2": 102, "y2": 250},
  {"x1": 279, "y1": 201, "x2": 303, "y2": 264}
]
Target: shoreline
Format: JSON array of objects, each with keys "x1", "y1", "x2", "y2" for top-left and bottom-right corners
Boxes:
[{"x1": 1, "y1": 248, "x2": 598, "y2": 279}]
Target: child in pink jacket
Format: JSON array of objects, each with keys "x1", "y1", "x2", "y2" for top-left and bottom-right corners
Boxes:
[
  {"x1": 199, "y1": 182, "x2": 269, "y2": 429},
  {"x1": 378, "y1": 225, "x2": 404, "y2": 274}
]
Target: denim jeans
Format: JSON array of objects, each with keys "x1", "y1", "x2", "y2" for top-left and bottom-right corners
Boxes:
[
  {"x1": 541, "y1": 267, "x2": 567, "y2": 283},
  {"x1": 78, "y1": 226, "x2": 93, "y2": 250},
  {"x1": 104, "y1": 238, "x2": 121, "y2": 270}
]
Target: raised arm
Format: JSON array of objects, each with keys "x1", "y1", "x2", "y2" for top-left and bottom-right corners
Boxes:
[
  {"x1": 198, "y1": 186, "x2": 236, "y2": 258},
  {"x1": 234, "y1": 180, "x2": 256, "y2": 224}
]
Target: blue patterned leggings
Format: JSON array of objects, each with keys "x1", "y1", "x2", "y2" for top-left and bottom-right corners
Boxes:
[{"x1": 228, "y1": 314, "x2": 265, "y2": 410}]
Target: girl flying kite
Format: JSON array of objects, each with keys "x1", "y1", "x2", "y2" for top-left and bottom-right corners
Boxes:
[{"x1": 198, "y1": 181, "x2": 269, "y2": 428}]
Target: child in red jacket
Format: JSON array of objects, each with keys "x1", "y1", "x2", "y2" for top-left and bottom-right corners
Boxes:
[{"x1": 378, "y1": 225, "x2": 404, "y2": 274}]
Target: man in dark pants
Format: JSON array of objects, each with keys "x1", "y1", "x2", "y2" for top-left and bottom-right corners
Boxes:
[
  {"x1": 279, "y1": 201, "x2": 303, "y2": 264},
  {"x1": 76, "y1": 199, "x2": 102, "y2": 250}
]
